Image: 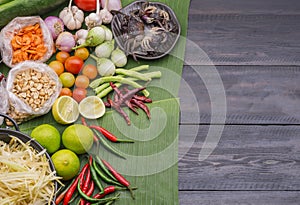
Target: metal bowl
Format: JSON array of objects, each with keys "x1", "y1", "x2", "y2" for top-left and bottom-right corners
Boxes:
[
  {"x1": 0, "y1": 113, "x2": 57, "y2": 205},
  {"x1": 111, "y1": 0, "x2": 181, "y2": 60}
]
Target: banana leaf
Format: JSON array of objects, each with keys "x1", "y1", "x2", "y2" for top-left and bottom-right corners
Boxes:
[{"x1": 0, "y1": 0, "x2": 190, "y2": 204}]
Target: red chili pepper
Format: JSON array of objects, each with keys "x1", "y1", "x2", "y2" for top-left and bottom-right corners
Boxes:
[
  {"x1": 80, "y1": 180, "x2": 94, "y2": 205},
  {"x1": 101, "y1": 159, "x2": 135, "y2": 199},
  {"x1": 90, "y1": 125, "x2": 134, "y2": 143},
  {"x1": 63, "y1": 163, "x2": 89, "y2": 205},
  {"x1": 81, "y1": 117, "x2": 88, "y2": 126}
]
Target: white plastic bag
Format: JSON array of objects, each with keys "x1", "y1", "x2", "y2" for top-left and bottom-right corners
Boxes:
[
  {"x1": 0, "y1": 16, "x2": 54, "y2": 68},
  {"x1": 6, "y1": 61, "x2": 62, "y2": 124},
  {"x1": 0, "y1": 73, "x2": 9, "y2": 125}
]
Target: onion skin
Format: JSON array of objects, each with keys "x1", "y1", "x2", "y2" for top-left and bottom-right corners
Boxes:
[
  {"x1": 44, "y1": 16, "x2": 64, "y2": 40},
  {"x1": 56, "y1": 32, "x2": 76, "y2": 52}
]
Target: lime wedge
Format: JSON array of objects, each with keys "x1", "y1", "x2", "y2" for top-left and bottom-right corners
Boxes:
[
  {"x1": 52, "y1": 96, "x2": 79, "y2": 124},
  {"x1": 78, "y1": 96, "x2": 106, "y2": 119}
]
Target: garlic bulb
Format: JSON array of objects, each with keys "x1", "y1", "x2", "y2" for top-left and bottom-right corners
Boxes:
[
  {"x1": 59, "y1": 0, "x2": 84, "y2": 30},
  {"x1": 75, "y1": 29, "x2": 88, "y2": 45},
  {"x1": 100, "y1": 0, "x2": 113, "y2": 24},
  {"x1": 85, "y1": 0, "x2": 102, "y2": 30}
]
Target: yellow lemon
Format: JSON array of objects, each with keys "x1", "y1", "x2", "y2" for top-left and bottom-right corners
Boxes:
[
  {"x1": 78, "y1": 96, "x2": 106, "y2": 119},
  {"x1": 52, "y1": 96, "x2": 79, "y2": 124}
]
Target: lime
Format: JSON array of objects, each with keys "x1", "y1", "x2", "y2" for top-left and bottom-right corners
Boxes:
[
  {"x1": 62, "y1": 124, "x2": 94, "y2": 154},
  {"x1": 51, "y1": 149, "x2": 80, "y2": 181},
  {"x1": 59, "y1": 72, "x2": 75, "y2": 88},
  {"x1": 30, "y1": 124, "x2": 60, "y2": 154},
  {"x1": 78, "y1": 96, "x2": 106, "y2": 119},
  {"x1": 52, "y1": 96, "x2": 79, "y2": 124}
]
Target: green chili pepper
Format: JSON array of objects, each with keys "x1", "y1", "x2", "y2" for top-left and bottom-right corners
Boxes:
[
  {"x1": 92, "y1": 158, "x2": 123, "y2": 187},
  {"x1": 77, "y1": 179, "x2": 118, "y2": 203}
]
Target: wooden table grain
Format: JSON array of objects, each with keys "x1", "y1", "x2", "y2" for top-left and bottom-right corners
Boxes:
[{"x1": 179, "y1": 0, "x2": 300, "y2": 204}]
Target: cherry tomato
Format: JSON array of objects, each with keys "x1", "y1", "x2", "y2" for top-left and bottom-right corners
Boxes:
[
  {"x1": 72, "y1": 88, "x2": 87, "y2": 103},
  {"x1": 74, "y1": 0, "x2": 96, "y2": 11},
  {"x1": 64, "y1": 56, "x2": 84, "y2": 75},
  {"x1": 48, "y1": 60, "x2": 64, "y2": 76},
  {"x1": 56, "y1": 51, "x2": 70, "y2": 63},
  {"x1": 82, "y1": 64, "x2": 98, "y2": 79},
  {"x1": 59, "y1": 87, "x2": 73, "y2": 97},
  {"x1": 74, "y1": 47, "x2": 90, "y2": 60},
  {"x1": 75, "y1": 75, "x2": 90, "y2": 89}
]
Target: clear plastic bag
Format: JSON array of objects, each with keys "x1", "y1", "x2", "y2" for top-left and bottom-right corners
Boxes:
[
  {"x1": 0, "y1": 16, "x2": 54, "y2": 68},
  {"x1": 0, "y1": 73, "x2": 9, "y2": 125},
  {"x1": 5, "y1": 61, "x2": 62, "y2": 124}
]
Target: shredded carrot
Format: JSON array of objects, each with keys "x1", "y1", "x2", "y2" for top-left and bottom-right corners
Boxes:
[{"x1": 11, "y1": 23, "x2": 47, "y2": 64}]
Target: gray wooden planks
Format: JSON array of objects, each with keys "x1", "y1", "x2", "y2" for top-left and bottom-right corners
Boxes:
[
  {"x1": 179, "y1": 65, "x2": 300, "y2": 124},
  {"x1": 178, "y1": 125, "x2": 300, "y2": 190},
  {"x1": 185, "y1": 0, "x2": 300, "y2": 65},
  {"x1": 179, "y1": 191, "x2": 300, "y2": 205}
]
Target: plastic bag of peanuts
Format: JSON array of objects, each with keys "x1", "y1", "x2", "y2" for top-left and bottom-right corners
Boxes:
[{"x1": 5, "y1": 61, "x2": 62, "y2": 125}]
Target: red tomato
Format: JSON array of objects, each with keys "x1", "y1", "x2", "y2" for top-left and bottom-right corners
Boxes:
[
  {"x1": 64, "y1": 56, "x2": 84, "y2": 75},
  {"x1": 72, "y1": 88, "x2": 87, "y2": 103},
  {"x1": 74, "y1": 0, "x2": 97, "y2": 11}
]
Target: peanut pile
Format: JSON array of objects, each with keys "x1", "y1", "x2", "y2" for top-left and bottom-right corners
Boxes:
[
  {"x1": 11, "y1": 68, "x2": 57, "y2": 111},
  {"x1": 6, "y1": 68, "x2": 57, "y2": 125}
]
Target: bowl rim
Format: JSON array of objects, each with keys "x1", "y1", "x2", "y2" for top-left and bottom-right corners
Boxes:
[{"x1": 111, "y1": 0, "x2": 181, "y2": 60}]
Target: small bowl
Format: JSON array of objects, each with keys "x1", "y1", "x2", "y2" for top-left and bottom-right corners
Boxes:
[
  {"x1": 0, "y1": 113, "x2": 57, "y2": 205},
  {"x1": 111, "y1": 0, "x2": 181, "y2": 60}
]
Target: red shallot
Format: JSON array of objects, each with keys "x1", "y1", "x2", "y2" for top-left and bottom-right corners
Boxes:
[{"x1": 44, "y1": 16, "x2": 64, "y2": 40}]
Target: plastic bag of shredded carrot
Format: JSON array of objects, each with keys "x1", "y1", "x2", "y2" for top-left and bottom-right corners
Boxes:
[{"x1": 0, "y1": 16, "x2": 54, "y2": 68}]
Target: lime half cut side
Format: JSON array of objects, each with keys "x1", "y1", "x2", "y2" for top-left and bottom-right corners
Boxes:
[
  {"x1": 52, "y1": 96, "x2": 79, "y2": 124},
  {"x1": 78, "y1": 96, "x2": 106, "y2": 119}
]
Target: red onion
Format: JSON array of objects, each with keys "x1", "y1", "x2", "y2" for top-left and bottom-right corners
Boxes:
[
  {"x1": 44, "y1": 16, "x2": 64, "y2": 40},
  {"x1": 55, "y1": 32, "x2": 76, "y2": 52},
  {"x1": 100, "y1": 0, "x2": 122, "y2": 11}
]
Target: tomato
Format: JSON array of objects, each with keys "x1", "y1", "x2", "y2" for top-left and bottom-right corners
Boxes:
[
  {"x1": 56, "y1": 51, "x2": 70, "y2": 63},
  {"x1": 64, "y1": 56, "x2": 84, "y2": 75},
  {"x1": 48, "y1": 60, "x2": 64, "y2": 76},
  {"x1": 74, "y1": 47, "x2": 90, "y2": 60},
  {"x1": 75, "y1": 75, "x2": 90, "y2": 89},
  {"x1": 72, "y1": 88, "x2": 87, "y2": 103},
  {"x1": 82, "y1": 64, "x2": 98, "y2": 79},
  {"x1": 74, "y1": 0, "x2": 96, "y2": 11},
  {"x1": 59, "y1": 88, "x2": 73, "y2": 97}
]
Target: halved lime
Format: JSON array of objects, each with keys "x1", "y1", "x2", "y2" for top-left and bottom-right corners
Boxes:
[
  {"x1": 52, "y1": 96, "x2": 79, "y2": 124},
  {"x1": 78, "y1": 96, "x2": 105, "y2": 119}
]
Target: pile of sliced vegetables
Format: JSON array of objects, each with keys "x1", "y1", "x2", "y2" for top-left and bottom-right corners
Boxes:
[{"x1": 0, "y1": 136, "x2": 62, "y2": 205}]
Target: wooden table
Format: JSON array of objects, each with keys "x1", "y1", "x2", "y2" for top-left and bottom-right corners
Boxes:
[{"x1": 178, "y1": 0, "x2": 300, "y2": 204}]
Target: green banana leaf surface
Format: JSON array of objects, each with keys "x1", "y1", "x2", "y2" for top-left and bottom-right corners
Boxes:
[{"x1": 0, "y1": 0, "x2": 190, "y2": 204}]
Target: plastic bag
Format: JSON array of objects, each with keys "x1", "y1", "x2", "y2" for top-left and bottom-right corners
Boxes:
[
  {"x1": 0, "y1": 73, "x2": 9, "y2": 125},
  {"x1": 5, "y1": 61, "x2": 62, "y2": 125},
  {"x1": 0, "y1": 16, "x2": 54, "y2": 68}
]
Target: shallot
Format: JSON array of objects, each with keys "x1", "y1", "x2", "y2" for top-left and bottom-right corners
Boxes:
[{"x1": 44, "y1": 16, "x2": 64, "y2": 40}]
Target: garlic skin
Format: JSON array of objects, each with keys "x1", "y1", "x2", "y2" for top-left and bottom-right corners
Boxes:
[
  {"x1": 75, "y1": 29, "x2": 88, "y2": 45},
  {"x1": 59, "y1": 5, "x2": 84, "y2": 30},
  {"x1": 85, "y1": 13, "x2": 102, "y2": 30}
]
